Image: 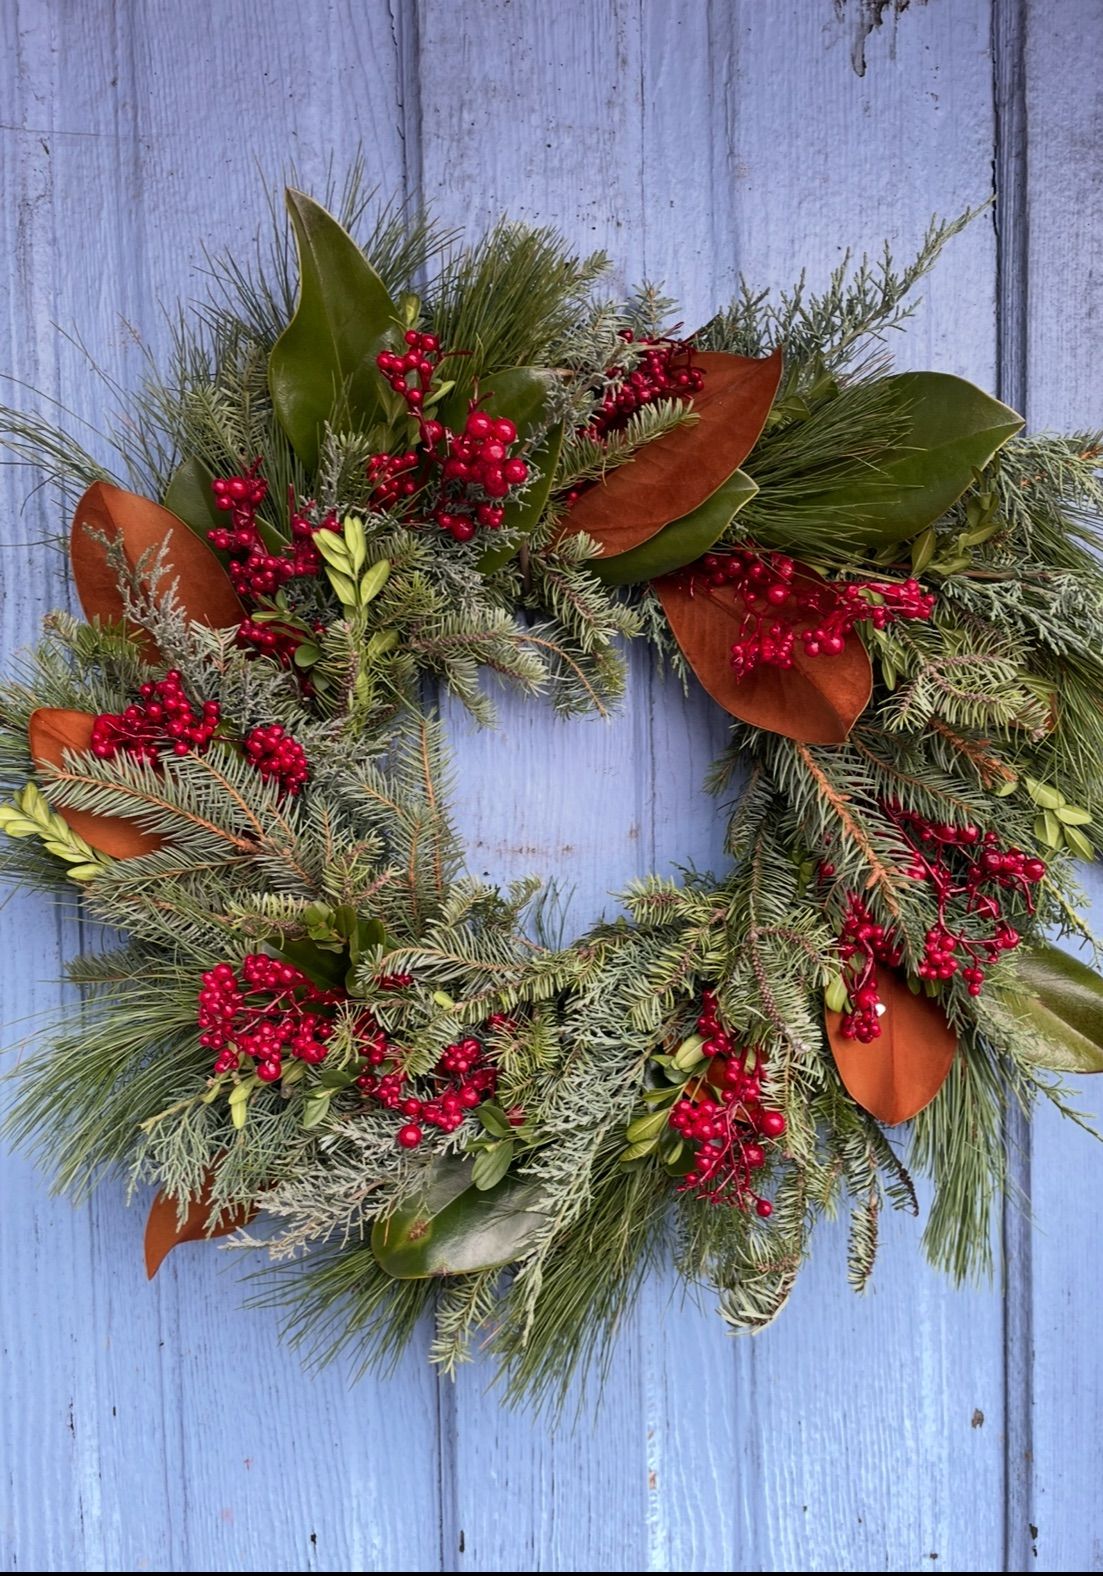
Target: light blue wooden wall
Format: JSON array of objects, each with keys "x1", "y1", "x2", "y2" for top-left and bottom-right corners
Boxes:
[{"x1": 1, "y1": 2, "x2": 1102, "y2": 1570}]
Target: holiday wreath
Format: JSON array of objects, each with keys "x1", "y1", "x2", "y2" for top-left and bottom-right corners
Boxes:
[{"x1": 1, "y1": 178, "x2": 1102, "y2": 1403}]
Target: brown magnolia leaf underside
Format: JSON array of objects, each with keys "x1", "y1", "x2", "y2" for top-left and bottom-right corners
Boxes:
[
  {"x1": 656, "y1": 570, "x2": 872, "y2": 743},
  {"x1": 826, "y1": 967, "x2": 958, "y2": 1126},
  {"x1": 145, "y1": 1180, "x2": 257, "y2": 1279},
  {"x1": 28, "y1": 707, "x2": 162, "y2": 858},
  {"x1": 561, "y1": 348, "x2": 783, "y2": 557},
  {"x1": 70, "y1": 481, "x2": 244, "y2": 654}
]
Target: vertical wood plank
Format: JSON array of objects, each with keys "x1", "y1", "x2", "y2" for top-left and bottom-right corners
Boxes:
[
  {"x1": 635, "y1": 4, "x2": 1008, "y2": 1570},
  {"x1": 1, "y1": 3, "x2": 442, "y2": 1571},
  {"x1": 415, "y1": 4, "x2": 656, "y2": 1568},
  {"x1": 0, "y1": 7, "x2": 185, "y2": 1568},
  {"x1": 1018, "y1": 3, "x2": 1103, "y2": 1569},
  {"x1": 1, "y1": 0, "x2": 1098, "y2": 1570},
  {"x1": 419, "y1": 2, "x2": 1007, "y2": 1572}
]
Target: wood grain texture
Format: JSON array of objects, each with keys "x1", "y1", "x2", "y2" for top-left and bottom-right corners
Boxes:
[
  {"x1": 1017, "y1": 4, "x2": 1103, "y2": 1571},
  {"x1": 0, "y1": 1, "x2": 1098, "y2": 1570}
]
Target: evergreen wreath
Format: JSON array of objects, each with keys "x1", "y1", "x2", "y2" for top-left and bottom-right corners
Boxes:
[{"x1": 2, "y1": 174, "x2": 1102, "y2": 1407}]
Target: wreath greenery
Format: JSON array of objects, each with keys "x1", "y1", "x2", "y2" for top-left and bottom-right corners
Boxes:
[{"x1": 2, "y1": 177, "x2": 1102, "y2": 1406}]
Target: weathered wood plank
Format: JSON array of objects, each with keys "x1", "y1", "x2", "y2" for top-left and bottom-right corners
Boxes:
[
  {"x1": 0, "y1": 8, "x2": 183, "y2": 1570},
  {"x1": 636, "y1": 4, "x2": 1008, "y2": 1570},
  {"x1": 1, "y1": 0, "x2": 1098, "y2": 1570},
  {"x1": 1019, "y1": 3, "x2": 1103, "y2": 1570},
  {"x1": 416, "y1": 3, "x2": 659, "y2": 1567},
  {"x1": 0, "y1": 3, "x2": 441, "y2": 1571},
  {"x1": 420, "y1": 2, "x2": 1007, "y2": 1572}
]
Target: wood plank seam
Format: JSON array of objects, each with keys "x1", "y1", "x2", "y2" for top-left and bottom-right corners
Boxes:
[{"x1": 993, "y1": 0, "x2": 1036, "y2": 1569}]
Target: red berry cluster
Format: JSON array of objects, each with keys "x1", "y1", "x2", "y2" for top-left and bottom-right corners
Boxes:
[
  {"x1": 430, "y1": 408, "x2": 529, "y2": 539},
  {"x1": 90, "y1": 671, "x2": 220, "y2": 763},
  {"x1": 584, "y1": 330, "x2": 704, "y2": 441},
  {"x1": 376, "y1": 329, "x2": 443, "y2": 416},
  {"x1": 210, "y1": 468, "x2": 331, "y2": 599},
  {"x1": 890, "y1": 809, "x2": 1046, "y2": 996},
  {"x1": 198, "y1": 955, "x2": 506, "y2": 1135},
  {"x1": 243, "y1": 723, "x2": 310, "y2": 796},
  {"x1": 678, "y1": 551, "x2": 936, "y2": 681},
  {"x1": 199, "y1": 955, "x2": 343, "y2": 1082},
  {"x1": 373, "y1": 332, "x2": 531, "y2": 541},
  {"x1": 91, "y1": 672, "x2": 309, "y2": 798},
  {"x1": 357, "y1": 1028, "x2": 502, "y2": 1149},
  {"x1": 835, "y1": 894, "x2": 905, "y2": 1042},
  {"x1": 366, "y1": 450, "x2": 420, "y2": 510},
  {"x1": 667, "y1": 991, "x2": 785, "y2": 1213},
  {"x1": 831, "y1": 815, "x2": 1047, "y2": 1038},
  {"x1": 234, "y1": 615, "x2": 314, "y2": 668},
  {"x1": 376, "y1": 971, "x2": 414, "y2": 990}
]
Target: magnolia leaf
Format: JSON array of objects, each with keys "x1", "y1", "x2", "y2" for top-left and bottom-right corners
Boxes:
[
  {"x1": 442, "y1": 364, "x2": 553, "y2": 441},
  {"x1": 483, "y1": 366, "x2": 554, "y2": 437},
  {"x1": 559, "y1": 348, "x2": 783, "y2": 559},
  {"x1": 371, "y1": 1154, "x2": 548, "y2": 1279},
  {"x1": 802, "y1": 373, "x2": 1023, "y2": 545},
  {"x1": 70, "y1": 482, "x2": 244, "y2": 656},
  {"x1": 656, "y1": 567, "x2": 872, "y2": 743},
  {"x1": 479, "y1": 422, "x2": 565, "y2": 575},
  {"x1": 28, "y1": 708, "x2": 162, "y2": 859},
  {"x1": 591, "y1": 468, "x2": 758, "y2": 586},
  {"x1": 162, "y1": 456, "x2": 224, "y2": 542},
  {"x1": 144, "y1": 1179, "x2": 256, "y2": 1278},
  {"x1": 826, "y1": 967, "x2": 958, "y2": 1125},
  {"x1": 1009, "y1": 941, "x2": 1103, "y2": 1073},
  {"x1": 269, "y1": 190, "x2": 399, "y2": 469},
  {"x1": 166, "y1": 456, "x2": 287, "y2": 556}
]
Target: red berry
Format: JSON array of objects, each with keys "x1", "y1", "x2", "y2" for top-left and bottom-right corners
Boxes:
[{"x1": 397, "y1": 1124, "x2": 423, "y2": 1149}]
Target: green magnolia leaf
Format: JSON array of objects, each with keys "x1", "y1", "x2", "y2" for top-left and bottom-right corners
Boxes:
[
  {"x1": 590, "y1": 468, "x2": 758, "y2": 586},
  {"x1": 269, "y1": 190, "x2": 399, "y2": 469},
  {"x1": 1010, "y1": 941, "x2": 1103, "y2": 1072},
  {"x1": 163, "y1": 457, "x2": 223, "y2": 542},
  {"x1": 478, "y1": 422, "x2": 565, "y2": 576},
  {"x1": 440, "y1": 364, "x2": 552, "y2": 439},
  {"x1": 371, "y1": 1154, "x2": 548, "y2": 1279},
  {"x1": 802, "y1": 373, "x2": 1023, "y2": 545},
  {"x1": 164, "y1": 456, "x2": 287, "y2": 554},
  {"x1": 479, "y1": 366, "x2": 554, "y2": 438}
]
